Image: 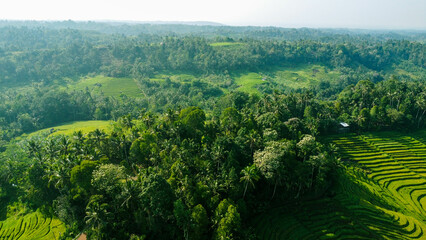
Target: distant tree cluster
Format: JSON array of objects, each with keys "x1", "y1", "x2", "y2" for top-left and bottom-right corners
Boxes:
[
  {"x1": 0, "y1": 26, "x2": 424, "y2": 86},
  {"x1": 0, "y1": 88, "x2": 148, "y2": 140}
]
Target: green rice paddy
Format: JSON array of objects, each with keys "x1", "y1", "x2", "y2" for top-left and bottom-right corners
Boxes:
[
  {"x1": 209, "y1": 42, "x2": 245, "y2": 47},
  {"x1": 271, "y1": 64, "x2": 340, "y2": 90},
  {"x1": 232, "y1": 64, "x2": 340, "y2": 94},
  {"x1": 65, "y1": 75, "x2": 143, "y2": 97},
  {"x1": 253, "y1": 130, "x2": 426, "y2": 239},
  {"x1": 150, "y1": 73, "x2": 197, "y2": 83},
  {"x1": 0, "y1": 211, "x2": 65, "y2": 240},
  {"x1": 26, "y1": 120, "x2": 111, "y2": 138},
  {"x1": 66, "y1": 65, "x2": 339, "y2": 97},
  {"x1": 234, "y1": 72, "x2": 264, "y2": 94}
]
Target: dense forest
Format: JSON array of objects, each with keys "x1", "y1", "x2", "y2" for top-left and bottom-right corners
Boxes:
[{"x1": 0, "y1": 21, "x2": 425, "y2": 239}]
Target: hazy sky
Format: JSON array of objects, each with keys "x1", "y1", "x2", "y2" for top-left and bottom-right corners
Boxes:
[{"x1": 1, "y1": 0, "x2": 425, "y2": 29}]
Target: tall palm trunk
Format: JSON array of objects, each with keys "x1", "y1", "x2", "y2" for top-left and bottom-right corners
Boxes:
[{"x1": 271, "y1": 179, "x2": 278, "y2": 199}]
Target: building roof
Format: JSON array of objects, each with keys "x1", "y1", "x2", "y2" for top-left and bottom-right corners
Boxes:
[{"x1": 339, "y1": 122, "x2": 349, "y2": 127}]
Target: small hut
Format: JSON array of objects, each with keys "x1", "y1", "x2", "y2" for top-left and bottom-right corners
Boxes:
[{"x1": 338, "y1": 122, "x2": 350, "y2": 134}]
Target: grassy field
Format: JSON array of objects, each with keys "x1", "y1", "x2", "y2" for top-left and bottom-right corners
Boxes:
[
  {"x1": 0, "y1": 211, "x2": 65, "y2": 240},
  {"x1": 26, "y1": 120, "x2": 111, "y2": 138},
  {"x1": 150, "y1": 73, "x2": 197, "y2": 83},
  {"x1": 65, "y1": 75, "x2": 143, "y2": 97},
  {"x1": 232, "y1": 64, "x2": 340, "y2": 94},
  {"x1": 253, "y1": 130, "x2": 426, "y2": 239},
  {"x1": 234, "y1": 72, "x2": 264, "y2": 94},
  {"x1": 270, "y1": 64, "x2": 340, "y2": 90},
  {"x1": 52, "y1": 64, "x2": 340, "y2": 99},
  {"x1": 389, "y1": 61, "x2": 426, "y2": 81},
  {"x1": 209, "y1": 42, "x2": 245, "y2": 48},
  {"x1": 99, "y1": 64, "x2": 340, "y2": 96}
]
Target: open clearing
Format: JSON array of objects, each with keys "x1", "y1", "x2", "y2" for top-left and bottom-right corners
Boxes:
[
  {"x1": 60, "y1": 65, "x2": 339, "y2": 98},
  {"x1": 209, "y1": 42, "x2": 245, "y2": 48},
  {"x1": 270, "y1": 64, "x2": 340, "y2": 90},
  {"x1": 148, "y1": 64, "x2": 338, "y2": 95},
  {"x1": 150, "y1": 73, "x2": 197, "y2": 83},
  {"x1": 233, "y1": 64, "x2": 340, "y2": 94},
  {"x1": 26, "y1": 120, "x2": 111, "y2": 138},
  {"x1": 65, "y1": 75, "x2": 143, "y2": 97},
  {"x1": 234, "y1": 72, "x2": 264, "y2": 94}
]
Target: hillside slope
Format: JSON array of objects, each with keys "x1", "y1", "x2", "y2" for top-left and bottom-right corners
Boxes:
[
  {"x1": 0, "y1": 211, "x2": 65, "y2": 240},
  {"x1": 253, "y1": 131, "x2": 426, "y2": 239}
]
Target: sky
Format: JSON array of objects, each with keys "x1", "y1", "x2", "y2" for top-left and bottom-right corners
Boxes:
[{"x1": 0, "y1": 0, "x2": 425, "y2": 29}]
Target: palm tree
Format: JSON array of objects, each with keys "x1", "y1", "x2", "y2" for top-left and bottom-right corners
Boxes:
[
  {"x1": 306, "y1": 154, "x2": 322, "y2": 189},
  {"x1": 45, "y1": 138, "x2": 58, "y2": 160},
  {"x1": 415, "y1": 93, "x2": 426, "y2": 128},
  {"x1": 121, "y1": 179, "x2": 140, "y2": 209},
  {"x1": 165, "y1": 108, "x2": 178, "y2": 124},
  {"x1": 90, "y1": 129, "x2": 106, "y2": 151},
  {"x1": 240, "y1": 164, "x2": 260, "y2": 198},
  {"x1": 120, "y1": 134, "x2": 130, "y2": 166},
  {"x1": 142, "y1": 112, "x2": 155, "y2": 129},
  {"x1": 85, "y1": 203, "x2": 104, "y2": 238},
  {"x1": 120, "y1": 114, "x2": 134, "y2": 129},
  {"x1": 27, "y1": 140, "x2": 43, "y2": 162},
  {"x1": 247, "y1": 130, "x2": 260, "y2": 156},
  {"x1": 72, "y1": 130, "x2": 86, "y2": 154},
  {"x1": 46, "y1": 160, "x2": 67, "y2": 189},
  {"x1": 59, "y1": 136, "x2": 70, "y2": 156}
]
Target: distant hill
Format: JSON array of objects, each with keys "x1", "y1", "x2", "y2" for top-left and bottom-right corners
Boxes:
[
  {"x1": 0, "y1": 20, "x2": 424, "y2": 42},
  {"x1": 105, "y1": 20, "x2": 225, "y2": 26}
]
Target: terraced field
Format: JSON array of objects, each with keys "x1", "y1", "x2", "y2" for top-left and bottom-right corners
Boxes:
[
  {"x1": 64, "y1": 75, "x2": 143, "y2": 97},
  {"x1": 24, "y1": 120, "x2": 112, "y2": 138},
  {"x1": 0, "y1": 211, "x2": 65, "y2": 240},
  {"x1": 234, "y1": 73, "x2": 264, "y2": 94},
  {"x1": 270, "y1": 64, "x2": 340, "y2": 90},
  {"x1": 209, "y1": 42, "x2": 245, "y2": 48},
  {"x1": 253, "y1": 131, "x2": 426, "y2": 239},
  {"x1": 148, "y1": 64, "x2": 338, "y2": 95}
]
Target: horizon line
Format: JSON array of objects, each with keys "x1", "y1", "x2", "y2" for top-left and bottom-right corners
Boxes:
[{"x1": 0, "y1": 19, "x2": 425, "y2": 32}]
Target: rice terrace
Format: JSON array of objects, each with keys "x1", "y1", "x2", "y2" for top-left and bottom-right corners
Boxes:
[
  {"x1": 0, "y1": 11, "x2": 424, "y2": 240},
  {"x1": 0, "y1": 211, "x2": 65, "y2": 240},
  {"x1": 254, "y1": 130, "x2": 426, "y2": 239}
]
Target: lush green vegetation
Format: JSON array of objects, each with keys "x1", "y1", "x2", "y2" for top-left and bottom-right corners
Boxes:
[
  {"x1": 234, "y1": 73, "x2": 264, "y2": 94},
  {"x1": 0, "y1": 210, "x2": 65, "y2": 240},
  {"x1": 65, "y1": 76, "x2": 143, "y2": 98},
  {"x1": 270, "y1": 64, "x2": 340, "y2": 90},
  {"x1": 210, "y1": 42, "x2": 245, "y2": 48},
  {"x1": 0, "y1": 21, "x2": 424, "y2": 240},
  {"x1": 253, "y1": 131, "x2": 426, "y2": 239},
  {"x1": 27, "y1": 121, "x2": 112, "y2": 138}
]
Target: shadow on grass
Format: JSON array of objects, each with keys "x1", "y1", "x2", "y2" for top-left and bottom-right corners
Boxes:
[{"x1": 251, "y1": 168, "x2": 426, "y2": 239}]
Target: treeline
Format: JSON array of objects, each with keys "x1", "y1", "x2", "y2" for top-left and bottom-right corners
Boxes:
[
  {"x1": 336, "y1": 78, "x2": 426, "y2": 130},
  {"x1": 1, "y1": 20, "x2": 425, "y2": 42},
  {"x1": 0, "y1": 77, "x2": 424, "y2": 239},
  {"x1": 1, "y1": 100, "x2": 340, "y2": 239},
  {"x1": 0, "y1": 27, "x2": 424, "y2": 85},
  {"x1": 0, "y1": 76, "x2": 225, "y2": 142},
  {"x1": 0, "y1": 88, "x2": 147, "y2": 140},
  {"x1": 0, "y1": 27, "x2": 113, "y2": 51},
  {"x1": 1, "y1": 76, "x2": 423, "y2": 144}
]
